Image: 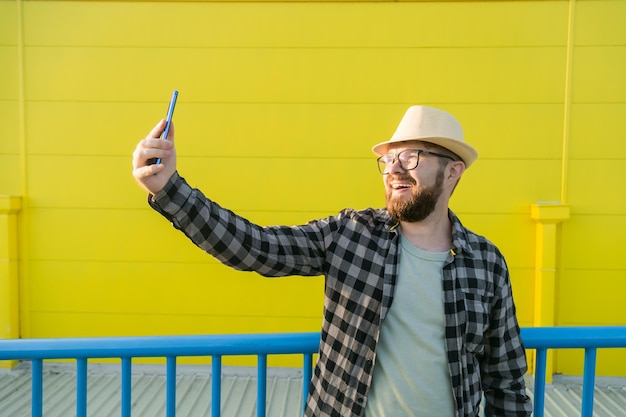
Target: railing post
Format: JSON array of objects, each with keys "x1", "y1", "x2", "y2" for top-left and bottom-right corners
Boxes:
[
  {"x1": 212, "y1": 355, "x2": 222, "y2": 417},
  {"x1": 257, "y1": 354, "x2": 267, "y2": 417},
  {"x1": 533, "y1": 348, "x2": 547, "y2": 417},
  {"x1": 121, "y1": 357, "x2": 132, "y2": 417},
  {"x1": 32, "y1": 359, "x2": 43, "y2": 417},
  {"x1": 77, "y1": 358, "x2": 88, "y2": 417},
  {"x1": 302, "y1": 353, "x2": 313, "y2": 416},
  {"x1": 581, "y1": 348, "x2": 597, "y2": 417},
  {"x1": 166, "y1": 356, "x2": 177, "y2": 417}
]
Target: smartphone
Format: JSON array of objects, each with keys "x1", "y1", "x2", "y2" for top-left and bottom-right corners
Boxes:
[{"x1": 155, "y1": 90, "x2": 178, "y2": 165}]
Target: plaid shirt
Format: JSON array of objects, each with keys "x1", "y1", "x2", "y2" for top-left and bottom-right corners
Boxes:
[{"x1": 150, "y1": 172, "x2": 532, "y2": 417}]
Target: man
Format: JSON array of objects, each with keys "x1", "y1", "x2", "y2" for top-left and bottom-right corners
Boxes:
[{"x1": 132, "y1": 106, "x2": 532, "y2": 416}]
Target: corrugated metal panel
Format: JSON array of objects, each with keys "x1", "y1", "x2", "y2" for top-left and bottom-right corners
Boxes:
[
  {"x1": 531, "y1": 375, "x2": 626, "y2": 417},
  {"x1": 1, "y1": 363, "x2": 625, "y2": 417}
]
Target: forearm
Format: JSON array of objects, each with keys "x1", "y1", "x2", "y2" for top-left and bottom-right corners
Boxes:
[{"x1": 148, "y1": 172, "x2": 325, "y2": 277}]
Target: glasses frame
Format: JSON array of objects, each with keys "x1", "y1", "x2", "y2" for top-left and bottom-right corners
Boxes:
[{"x1": 376, "y1": 149, "x2": 456, "y2": 175}]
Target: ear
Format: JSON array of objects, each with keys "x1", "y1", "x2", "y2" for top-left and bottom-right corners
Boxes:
[{"x1": 446, "y1": 160, "x2": 466, "y2": 184}]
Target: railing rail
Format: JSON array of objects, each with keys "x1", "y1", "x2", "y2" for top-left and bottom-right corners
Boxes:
[
  {"x1": 520, "y1": 326, "x2": 626, "y2": 417},
  {"x1": 1, "y1": 326, "x2": 625, "y2": 417}
]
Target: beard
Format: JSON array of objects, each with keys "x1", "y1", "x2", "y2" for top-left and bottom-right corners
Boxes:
[{"x1": 386, "y1": 169, "x2": 445, "y2": 223}]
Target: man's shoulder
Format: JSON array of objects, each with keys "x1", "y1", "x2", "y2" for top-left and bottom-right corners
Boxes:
[{"x1": 449, "y1": 211, "x2": 503, "y2": 259}]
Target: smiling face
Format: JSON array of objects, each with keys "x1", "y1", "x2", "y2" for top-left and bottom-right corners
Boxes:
[{"x1": 383, "y1": 141, "x2": 452, "y2": 223}]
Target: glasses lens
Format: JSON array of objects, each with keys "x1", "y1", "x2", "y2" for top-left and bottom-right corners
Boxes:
[
  {"x1": 399, "y1": 150, "x2": 419, "y2": 171},
  {"x1": 377, "y1": 154, "x2": 393, "y2": 174},
  {"x1": 377, "y1": 150, "x2": 421, "y2": 174}
]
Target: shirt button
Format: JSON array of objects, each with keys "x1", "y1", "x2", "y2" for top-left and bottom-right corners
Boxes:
[{"x1": 357, "y1": 397, "x2": 365, "y2": 404}]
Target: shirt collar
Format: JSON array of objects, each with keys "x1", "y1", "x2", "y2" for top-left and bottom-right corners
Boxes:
[
  {"x1": 448, "y1": 209, "x2": 475, "y2": 258},
  {"x1": 379, "y1": 209, "x2": 473, "y2": 257}
]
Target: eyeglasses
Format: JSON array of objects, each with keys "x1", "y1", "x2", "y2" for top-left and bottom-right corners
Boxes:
[{"x1": 376, "y1": 149, "x2": 456, "y2": 175}]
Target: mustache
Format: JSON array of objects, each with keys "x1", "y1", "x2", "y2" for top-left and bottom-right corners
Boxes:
[{"x1": 387, "y1": 174, "x2": 416, "y2": 185}]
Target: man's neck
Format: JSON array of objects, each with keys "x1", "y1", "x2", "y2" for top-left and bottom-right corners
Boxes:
[{"x1": 399, "y1": 208, "x2": 452, "y2": 252}]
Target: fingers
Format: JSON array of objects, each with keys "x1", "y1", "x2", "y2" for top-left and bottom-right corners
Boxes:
[
  {"x1": 132, "y1": 138, "x2": 172, "y2": 169},
  {"x1": 131, "y1": 141, "x2": 170, "y2": 195},
  {"x1": 132, "y1": 162, "x2": 164, "y2": 180},
  {"x1": 132, "y1": 120, "x2": 174, "y2": 168},
  {"x1": 150, "y1": 119, "x2": 175, "y2": 142},
  {"x1": 131, "y1": 161, "x2": 170, "y2": 196},
  {"x1": 149, "y1": 119, "x2": 167, "y2": 139}
]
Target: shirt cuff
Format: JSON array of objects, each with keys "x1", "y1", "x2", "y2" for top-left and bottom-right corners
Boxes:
[{"x1": 148, "y1": 171, "x2": 193, "y2": 218}]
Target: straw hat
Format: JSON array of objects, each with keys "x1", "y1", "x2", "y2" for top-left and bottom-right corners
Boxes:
[{"x1": 372, "y1": 106, "x2": 478, "y2": 168}]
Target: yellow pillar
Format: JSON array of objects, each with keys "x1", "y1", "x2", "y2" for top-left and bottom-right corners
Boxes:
[
  {"x1": 0, "y1": 196, "x2": 22, "y2": 369},
  {"x1": 530, "y1": 202, "x2": 569, "y2": 382}
]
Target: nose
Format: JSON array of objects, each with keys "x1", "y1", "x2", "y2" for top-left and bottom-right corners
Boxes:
[{"x1": 387, "y1": 156, "x2": 406, "y2": 174}]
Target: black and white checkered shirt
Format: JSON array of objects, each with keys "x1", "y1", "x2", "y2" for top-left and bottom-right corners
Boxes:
[{"x1": 150, "y1": 172, "x2": 532, "y2": 417}]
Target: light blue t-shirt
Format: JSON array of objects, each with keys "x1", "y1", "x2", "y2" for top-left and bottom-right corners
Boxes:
[{"x1": 365, "y1": 235, "x2": 456, "y2": 417}]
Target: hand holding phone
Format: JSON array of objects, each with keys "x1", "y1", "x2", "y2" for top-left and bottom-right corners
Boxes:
[{"x1": 155, "y1": 90, "x2": 178, "y2": 165}]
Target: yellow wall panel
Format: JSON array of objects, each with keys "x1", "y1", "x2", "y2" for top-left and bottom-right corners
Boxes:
[
  {"x1": 25, "y1": 101, "x2": 567, "y2": 160},
  {"x1": 455, "y1": 213, "x2": 535, "y2": 269},
  {"x1": 28, "y1": 261, "x2": 323, "y2": 319},
  {"x1": 0, "y1": 155, "x2": 21, "y2": 196},
  {"x1": 24, "y1": 101, "x2": 162, "y2": 156},
  {"x1": 24, "y1": 101, "x2": 402, "y2": 159},
  {"x1": 26, "y1": 155, "x2": 381, "y2": 211},
  {"x1": 27, "y1": 311, "x2": 322, "y2": 366},
  {"x1": 556, "y1": 348, "x2": 626, "y2": 380},
  {"x1": 567, "y1": 160, "x2": 625, "y2": 215},
  {"x1": 508, "y1": 268, "x2": 534, "y2": 328},
  {"x1": 175, "y1": 103, "x2": 406, "y2": 159},
  {"x1": 27, "y1": 310, "x2": 324, "y2": 338},
  {"x1": 561, "y1": 215, "x2": 626, "y2": 270},
  {"x1": 0, "y1": 46, "x2": 18, "y2": 100},
  {"x1": 0, "y1": 101, "x2": 20, "y2": 154},
  {"x1": 23, "y1": 2, "x2": 567, "y2": 48},
  {"x1": 453, "y1": 104, "x2": 564, "y2": 160},
  {"x1": 572, "y1": 46, "x2": 626, "y2": 103},
  {"x1": 182, "y1": 102, "x2": 565, "y2": 161},
  {"x1": 29, "y1": 156, "x2": 384, "y2": 212},
  {"x1": 0, "y1": 1, "x2": 17, "y2": 45},
  {"x1": 569, "y1": 103, "x2": 626, "y2": 159},
  {"x1": 23, "y1": 46, "x2": 566, "y2": 104},
  {"x1": 184, "y1": 157, "x2": 381, "y2": 212},
  {"x1": 575, "y1": 0, "x2": 626, "y2": 46},
  {"x1": 452, "y1": 160, "x2": 562, "y2": 214},
  {"x1": 557, "y1": 270, "x2": 626, "y2": 326},
  {"x1": 26, "y1": 207, "x2": 224, "y2": 262},
  {"x1": 25, "y1": 155, "x2": 140, "y2": 208}
]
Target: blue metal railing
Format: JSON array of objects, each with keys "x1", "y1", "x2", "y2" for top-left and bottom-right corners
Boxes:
[
  {"x1": 0, "y1": 332, "x2": 320, "y2": 417},
  {"x1": 0, "y1": 327, "x2": 625, "y2": 417},
  {"x1": 521, "y1": 326, "x2": 626, "y2": 417}
]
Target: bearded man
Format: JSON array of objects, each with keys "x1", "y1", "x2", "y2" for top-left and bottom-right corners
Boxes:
[{"x1": 132, "y1": 105, "x2": 532, "y2": 417}]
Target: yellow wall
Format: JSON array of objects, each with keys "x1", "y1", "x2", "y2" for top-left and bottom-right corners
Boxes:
[{"x1": 1, "y1": 0, "x2": 625, "y2": 373}]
